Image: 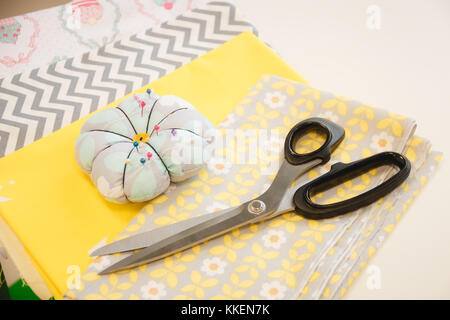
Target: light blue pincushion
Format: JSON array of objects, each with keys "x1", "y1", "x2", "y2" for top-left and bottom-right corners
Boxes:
[{"x1": 75, "y1": 91, "x2": 215, "y2": 203}]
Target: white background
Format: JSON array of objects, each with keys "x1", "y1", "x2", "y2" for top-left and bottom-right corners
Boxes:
[{"x1": 235, "y1": 0, "x2": 450, "y2": 299}]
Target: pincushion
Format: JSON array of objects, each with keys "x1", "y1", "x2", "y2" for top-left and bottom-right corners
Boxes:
[{"x1": 75, "y1": 90, "x2": 215, "y2": 203}]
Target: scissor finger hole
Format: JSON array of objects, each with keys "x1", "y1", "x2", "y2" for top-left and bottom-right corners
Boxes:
[
  {"x1": 309, "y1": 163, "x2": 400, "y2": 205},
  {"x1": 291, "y1": 125, "x2": 329, "y2": 156}
]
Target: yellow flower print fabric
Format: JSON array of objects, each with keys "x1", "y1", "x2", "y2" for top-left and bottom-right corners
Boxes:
[
  {"x1": 298, "y1": 144, "x2": 440, "y2": 299},
  {"x1": 68, "y1": 75, "x2": 440, "y2": 300}
]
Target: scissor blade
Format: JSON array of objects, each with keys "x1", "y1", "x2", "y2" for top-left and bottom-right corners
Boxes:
[
  {"x1": 91, "y1": 209, "x2": 235, "y2": 256},
  {"x1": 99, "y1": 202, "x2": 254, "y2": 274},
  {"x1": 275, "y1": 185, "x2": 297, "y2": 214}
]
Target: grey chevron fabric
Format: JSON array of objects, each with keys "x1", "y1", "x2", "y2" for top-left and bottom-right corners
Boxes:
[{"x1": 0, "y1": 1, "x2": 258, "y2": 158}]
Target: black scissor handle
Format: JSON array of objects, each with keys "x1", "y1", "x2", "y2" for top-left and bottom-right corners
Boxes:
[
  {"x1": 293, "y1": 151, "x2": 411, "y2": 220},
  {"x1": 284, "y1": 117, "x2": 345, "y2": 166}
]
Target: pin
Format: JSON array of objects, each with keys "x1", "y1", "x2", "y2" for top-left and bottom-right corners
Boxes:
[
  {"x1": 171, "y1": 129, "x2": 176, "y2": 136},
  {"x1": 147, "y1": 152, "x2": 153, "y2": 160},
  {"x1": 133, "y1": 141, "x2": 139, "y2": 152},
  {"x1": 133, "y1": 94, "x2": 146, "y2": 116},
  {"x1": 125, "y1": 159, "x2": 131, "y2": 165},
  {"x1": 146, "y1": 88, "x2": 152, "y2": 95},
  {"x1": 154, "y1": 125, "x2": 160, "y2": 135},
  {"x1": 140, "y1": 158, "x2": 146, "y2": 164}
]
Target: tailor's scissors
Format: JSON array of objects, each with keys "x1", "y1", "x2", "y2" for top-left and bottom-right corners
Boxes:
[{"x1": 92, "y1": 118, "x2": 411, "y2": 274}]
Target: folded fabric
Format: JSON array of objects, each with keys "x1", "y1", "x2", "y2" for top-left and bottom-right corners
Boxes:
[
  {"x1": 0, "y1": 261, "x2": 9, "y2": 299},
  {"x1": 296, "y1": 132, "x2": 434, "y2": 299},
  {"x1": 328, "y1": 151, "x2": 440, "y2": 299},
  {"x1": 0, "y1": 0, "x2": 209, "y2": 78},
  {"x1": 298, "y1": 139, "x2": 441, "y2": 299},
  {"x1": 0, "y1": 1, "x2": 257, "y2": 158},
  {"x1": 70, "y1": 75, "x2": 439, "y2": 300},
  {"x1": 0, "y1": 32, "x2": 307, "y2": 299}
]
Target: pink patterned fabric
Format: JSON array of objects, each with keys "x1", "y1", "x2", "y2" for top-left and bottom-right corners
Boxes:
[{"x1": 0, "y1": 0, "x2": 207, "y2": 79}]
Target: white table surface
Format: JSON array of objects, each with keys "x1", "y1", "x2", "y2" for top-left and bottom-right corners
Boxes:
[{"x1": 236, "y1": 0, "x2": 450, "y2": 299}]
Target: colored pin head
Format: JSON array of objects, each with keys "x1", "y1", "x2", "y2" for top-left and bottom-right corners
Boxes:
[
  {"x1": 171, "y1": 129, "x2": 176, "y2": 136},
  {"x1": 146, "y1": 88, "x2": 152, "y2": 94},
  {"x1": 133, "y1": 94, "x2": 146, "y2": 116},
  {"x1": 154, "y1": 125, "x2": 160, "y2": 133},
  {"x1": 140, "y1": 157, "x2": 146, "y2": 164},
  {"x1": 147, "y1": 152, "x2": 152, "y2": 160},
  {"x1": 125, "y1": 159, "x2": 131, "y2": 165}
]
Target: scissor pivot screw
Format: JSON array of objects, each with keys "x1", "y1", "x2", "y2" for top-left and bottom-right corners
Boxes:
[{"x1": 248, "y1": 200, "x2": 266, "y2": 215}]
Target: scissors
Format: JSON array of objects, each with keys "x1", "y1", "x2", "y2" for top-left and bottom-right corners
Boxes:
[{"x1": 91, "y1": 118, "x2": 411, "y2": 274}]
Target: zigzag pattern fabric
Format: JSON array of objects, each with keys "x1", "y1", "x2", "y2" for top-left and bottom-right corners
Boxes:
[{"x1": 0, "y1": 1, "x2": 258, "y2": 158}]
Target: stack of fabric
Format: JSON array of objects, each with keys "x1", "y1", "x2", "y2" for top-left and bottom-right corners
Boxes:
[
  {"x1": 0, "y1": 260, "x2": 10, "y2": 299},
  {"x1": 0, "y1": 1, "x2": 441, "y2": 300}
]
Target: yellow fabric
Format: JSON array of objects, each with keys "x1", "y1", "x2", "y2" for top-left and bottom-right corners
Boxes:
[{"x1": 0, "y1": 31, "x2": 307, "y2": 299}]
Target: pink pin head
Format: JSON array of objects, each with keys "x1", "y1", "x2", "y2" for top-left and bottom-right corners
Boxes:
[
  {"x1": 147, "y1": 152, "x2": 152, "y2": 159},
  {"x1": 154, "y1": 125, "x2": 160, "y2": 131},
  {"x1": 141, "y1": 101, "x2": 146, "y2": 107}
]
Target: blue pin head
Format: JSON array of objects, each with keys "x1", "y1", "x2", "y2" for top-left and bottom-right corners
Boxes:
[
  {"x1": 146, "y1": 89, "x2": 152, "y2": 95},
  {"x1": 140, "y1": 157, "x2": 146, "y2": 164},
  {"x1": 133, "y1": 141, "x2": 139, "y2": 147}
]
